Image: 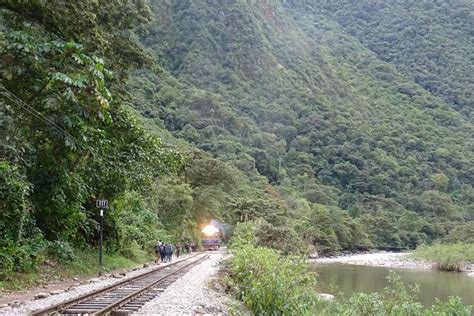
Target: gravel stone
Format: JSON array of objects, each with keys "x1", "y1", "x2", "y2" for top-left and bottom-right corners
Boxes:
[
  {"x1": 49, "y1": 290, "x2": 64, "y2": 295},
  {"x1": 134, "y1": 252, "x2": 229, "y2": 315},
  {"x1": 317, "y1": 293, "x2": 335, "y2": 301},
  {"x1": 34, "y1": 293, "x2": 50, "y2": 300},
  {"x1": 8, "y1": 301, "x2": 24, "y2": 308}
]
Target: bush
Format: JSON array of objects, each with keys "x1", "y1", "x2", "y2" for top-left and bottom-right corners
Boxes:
[
  {"x1": 412, "y1": 243, "x2": 474, "y2": 272},
  {"x1": 0, "y1": 236, "x2": 47, "y2": 277},
  {"x1": 47, "y1": 240, "x2": 76, "y2": 262},
  {"x1": 227, "y1": 244, "x2": 318, "y2": 315},
  {"x1": 119, "y1": 240, "x2": 143, "y2": 260},
  {"x1": 444, "y1": 222, "x2": 474, "y2": 244},
  {"x1": 231, "y1": 220, "x2": 309, "y2": 255}
]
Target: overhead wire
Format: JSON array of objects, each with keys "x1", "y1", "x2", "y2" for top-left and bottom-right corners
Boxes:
[{"x1": 0, "y1": 85, "x2": 103, "y2": 160}]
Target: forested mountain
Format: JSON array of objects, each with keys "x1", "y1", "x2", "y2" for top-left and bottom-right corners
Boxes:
[
  {"x1": 1, "y1": 0, "x2": 473, "y2": 277},
  {"x1": 318, "y1": 1, "x2": 474, "y2": 120},
  {"x1": 128, "y1": 0, "x2": 473, "y2": 252}
]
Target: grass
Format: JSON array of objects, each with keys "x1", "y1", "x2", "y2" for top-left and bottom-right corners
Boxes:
[
  {"x1": 411, "y1": 243, "x2": 474, "y2": 272},
  {"x1": 0, "y1": 249, "x2": 154, "y2": 294}
]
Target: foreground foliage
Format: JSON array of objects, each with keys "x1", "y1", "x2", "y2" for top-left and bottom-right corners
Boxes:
[
  {"x1": 412, "y1": 243, "x2": 474, "y2": 272},
  {"x1": 227, "y1": 243, "x2": 318, "y2": 315},
  {"x1": 1, "y1": 1, "x2": 184, "y2": 280},
  {"x1": 322, "y1": 271, "x2": 471, "y2": 315},
  {"x1": 228, "y1": 223, "x2": 471, "y2": 315}
]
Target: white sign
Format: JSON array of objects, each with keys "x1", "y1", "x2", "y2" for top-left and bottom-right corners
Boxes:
[{"x1": 96, "y1": 199, "x2": 109, "y2": 209}]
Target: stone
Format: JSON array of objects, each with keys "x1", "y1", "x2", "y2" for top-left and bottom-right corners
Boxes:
[
  {"x1": 112, "y1": 274, "x2": 122, "y2": 278},
  {"x1": 193, "y1": 305, "x2": 207, "y2": 314},
  {"x1": 50, "y1": 290, "x2": 64, "y2": 295},
  {"x1": 467, "y1": 272, "x2": 474, "y2": 277},
  {"x1": 72, "y1": 277, "x2": 79, "y2": 281},
  {"x1": 35, "y1": 292, "x2": 50, "y2": 300},
  {"x1": 89, "y1": 277, "x2": 101, "y2": 283},
  {"x1": 309, "y1": 251, "x2": 319, "y2": 259},
  {"x1": 0, "y1": 304, "x2": 9, "y2": 309},
  {"x1": 317, "y1": 293, "x2": 335, "y2": 301},
  {"x1": 8, "y1": 301, "x2": 24, "y2": 308},
  {"x1": 119, "y1": 272, "x2": 126, "y2": 276},
  {"x1": 143, "y1": 263, "x2": 149, "y2": 268}
]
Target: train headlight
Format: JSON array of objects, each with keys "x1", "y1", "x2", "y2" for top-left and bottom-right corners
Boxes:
[{"x1": 202, "y1": 224, "x2": 219, "y2": 237}]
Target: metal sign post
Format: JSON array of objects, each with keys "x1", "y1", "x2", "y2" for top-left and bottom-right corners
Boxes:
[{"x1": 96, "y1": 200, "x2": 108, "y2": 276}]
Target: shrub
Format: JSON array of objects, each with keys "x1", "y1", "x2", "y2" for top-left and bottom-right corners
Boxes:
[
  {"x1": 119, "y1": 240, "x2": 143, "y2": 259},
  {"x1": 47, "y1": 240, "x2": 76, "y2": 262},
  {"x1": 0, "y1": 236, "x2": 47, "y2": 277},
  {"x1": 227, "y1": 244, "x2": 318, "y2": 315},
  {"x1": 412, "y1": 243, "x2": 474, "y2": 272}
]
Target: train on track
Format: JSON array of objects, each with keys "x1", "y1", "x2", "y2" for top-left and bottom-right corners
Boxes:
[{"x1": 201, "y1": 224, "x2": 221, "y2": 250}]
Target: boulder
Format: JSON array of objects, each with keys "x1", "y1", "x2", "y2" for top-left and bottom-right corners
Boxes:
[
  {"x1": 50, "y1": 290, "x2": 64, "y2": 295},
  {"x1": 192, "y1": 305, "x2": 207, "y2": 314},
  {"x1": 8, "y1": 301, "x2": 24, "y2": 308},
  {"x1": 317, "y1": 293, "x2": 335, "y2": 301},
  {"x1": 35, "y1": 292, "x2": 50, "y2": 300}
]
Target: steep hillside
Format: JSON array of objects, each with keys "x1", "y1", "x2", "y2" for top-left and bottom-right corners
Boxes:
[
  {"x1": 316, "y1": 0, "x2": 474, "y2": 120},
  {"x1": 129, "y1": 0, "x2": 473, "y2": 251}
]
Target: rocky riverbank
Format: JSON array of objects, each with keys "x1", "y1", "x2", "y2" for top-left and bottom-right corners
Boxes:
[
  {"x1": 313, "y1": 252, "x2": 474, "y2": 275},
  {"x1": 313, "y1": 252, "x2": 432, "y2": 269}
]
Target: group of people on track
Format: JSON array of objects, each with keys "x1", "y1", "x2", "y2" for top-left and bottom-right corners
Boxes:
[{"x1": 154, "y1": 240, "x2": 197, "y2": 264}]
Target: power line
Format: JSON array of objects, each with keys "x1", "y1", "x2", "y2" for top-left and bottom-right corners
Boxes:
[{"x1": 0, "y1": 85, "x2": 102, "y2": 159}]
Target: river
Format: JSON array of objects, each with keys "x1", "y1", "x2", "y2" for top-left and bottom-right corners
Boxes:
[{"x1": 312, "y1": 254, "x2": 474, "y2": 309}]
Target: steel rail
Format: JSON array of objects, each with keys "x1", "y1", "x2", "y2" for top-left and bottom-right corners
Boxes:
[
  {"x1": 92, "y1": 254, "x2": 209, "y2": 315},
  {"x1": 30, "y1": 252, "x2": 204, "y2": 316}
]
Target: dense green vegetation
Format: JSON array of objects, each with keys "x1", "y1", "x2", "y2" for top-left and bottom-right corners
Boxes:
[
  {"x1": 227, "y1": 223, "x2": 471, "y2": 315},
  {"x1": 317, "y1": 0, "x2": 474, "y2": 120},
  {"x1": 412, "y1": 243, "x2": 474, "y2": 272},
  {"x1": 128, "y1": 0, "x2": 473, "y2": 254},
  {"x1": 0, "y1": 1, "x2": 183, "y2": 279},
  {"x1": 1, "y1": 0, "x2": 473, "y2": 294}
]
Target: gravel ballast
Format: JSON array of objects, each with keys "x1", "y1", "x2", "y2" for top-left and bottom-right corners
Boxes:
[{"x1": 134, "y1": 251, "x2": 229, "y2": 315}]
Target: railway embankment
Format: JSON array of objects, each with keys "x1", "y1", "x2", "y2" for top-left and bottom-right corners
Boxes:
[
  {"x1": 134, "y1": 251, "x2": 230, "y2": 315},
  {"x1": 0, "y1": 251, "x2": 229, "y2": 315}
]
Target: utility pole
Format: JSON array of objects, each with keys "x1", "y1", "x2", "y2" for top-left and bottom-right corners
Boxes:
[
  {"x1": 96, "y1": 199, "x2": 108, "y2": 276},
  {"x1": 99, "y1": 208, "x2": 103, "y2": 276}
]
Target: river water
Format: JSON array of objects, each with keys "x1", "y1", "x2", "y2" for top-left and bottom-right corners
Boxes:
[{"x1": 312, "y1": 263, "x2": 474, "y2": 308}]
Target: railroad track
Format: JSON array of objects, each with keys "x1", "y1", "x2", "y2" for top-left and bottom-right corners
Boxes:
[{"x1": 31, "y1": 253, "x2": 209, "y2": 316}]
